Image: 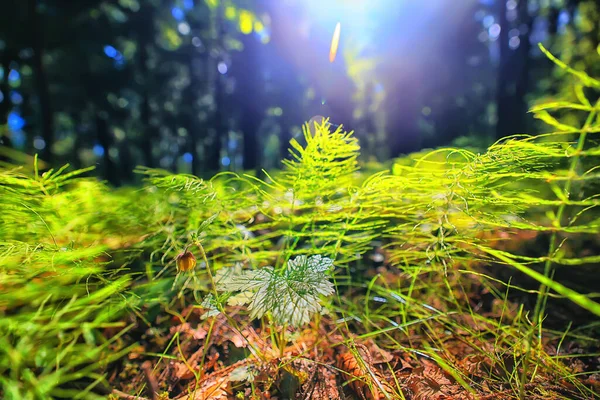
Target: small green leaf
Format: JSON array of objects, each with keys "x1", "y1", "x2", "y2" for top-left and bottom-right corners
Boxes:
[
  {"x1": 199, "y1": 294, "x2": 220, "y2": 320},
  {"x1": 533, "y1": 110, "x2": 578, "y2": 132},
  {"x1": 227, "y1": 291, "x2": 253, "y2": 306}
]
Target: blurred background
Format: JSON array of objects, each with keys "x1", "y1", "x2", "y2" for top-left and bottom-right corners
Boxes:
[{"x1": 0, "y1": 0, "x2": 598, "y2": 184}]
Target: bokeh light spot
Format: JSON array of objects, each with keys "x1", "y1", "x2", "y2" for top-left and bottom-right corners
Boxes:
[
  {"x1": 483, "y1": 15, "x2": 495, "y2": 28},
  {"x1": 171, "y1": 7, "x2": 185, "y2": 21},
  {"x1": 33, "y1": 136, "x2": 46, "y2": 150},
  {"x1": 217, "y1": 62, "x2": 228, "y2": 74},
  {"x1": 103, "y1": 45, "x2": 118, "y2": 58},
  {"x1": 257, "y1": 30, "x2": 270, "y2": 44},
  {"x1": 221, "y1": 156, "x2": 231, "y2": 166},
  {"x1": 488, "y1": 24, "x2": 501, "y2": 39},
  {"x1": 239, "y1": 11, "x2": 253, "y2": 34},
  {"x1": 10, "y1": 91, "x2": 23, "y2": 105},
  {"x1": 183, "y1": 152, "x2": 193, "y2": 163},
  {"x1": 117, "y1": 98, "x2": 129, "y2": 108},
  {"x1": 192, "y1": 37, "x2": 203, "y2": 47},
  {"x1": 178, "y1": 22, "x2": 191, "y2": 35},
  {"x1": 225, "y1": 6, "x2": 236, "y2": 20},
  {"x1": 7, "y1": 111, "x2": 25, "y2": 131},
  {"x1": 113, "y1": 127, "x2": 126, "y2": 141},
  {"x1": 93, "y1": 144, "x2": 105, "y2": 157},
  {"x1": 509, "y1": 36, "x2": 520, "y2": 50},
  {"x1": 8, "y1": 69, "x2": 20, "y2": 82}
]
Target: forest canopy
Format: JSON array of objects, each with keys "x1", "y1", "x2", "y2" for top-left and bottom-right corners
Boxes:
[{"x1": 1, "y1": 0, "x2": 598, "y2": 181}]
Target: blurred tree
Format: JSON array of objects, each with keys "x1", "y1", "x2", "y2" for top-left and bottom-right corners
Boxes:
[
  {"x1": 0, "y1": 1, "x2": 29, "y2": 151},
  {"x1": 537, "y1": 0, "x2": 599, "y2": 122},
  {"x1": 231, "y1": 32, "x2": 264, "y2": 172},
  {"x1": 135, "y1": 0, "x2": 158, "y2": 169},
  {"x1": 495, "y1": 0, "x2": 534, "y2": 139},
  {"x1": 28, "y1": 0, "x2": 55, "y2": 162}
]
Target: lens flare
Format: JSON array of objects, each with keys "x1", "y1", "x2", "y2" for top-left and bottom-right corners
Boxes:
[{"x1": 329, "y1": 22, "x2": 341, "y2": 63}]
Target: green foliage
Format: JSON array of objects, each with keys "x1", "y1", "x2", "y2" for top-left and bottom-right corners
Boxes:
[
  {"x1": 534, "y1": 1, "x2": 600, "y2": 132},
  {"x1": 0, "y1": 161, "x2": 157, "y2": 399},
  {"x1": 139, "y1": 120, "x2": 384, "y2": 272}
]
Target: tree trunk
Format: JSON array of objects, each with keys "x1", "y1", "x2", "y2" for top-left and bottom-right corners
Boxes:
[
  {"x1": 182, "y1": 58, "x2": 202, "y2": 176},
  {"x1": 205, "y1": 8, "x2": 225, "y2": 175},
  {"x1": 137, "y1": 5, "x2": 156, "y2": 168},
  {"x1": 239, "y1": 35, "x2": 262, "y2": 172},
  {"x1": 96, "y1": 113, "x2": 118, "y2": 185},
  {"x1": 496, "y1": 0, "x2": 533, "y2": 140},
  {"x1": 495, "y1": 0, "x2": 512, "y2": 140},
  {"x1": 205, "y1": 66, "x2": 223, "y2": 175},
  {"x1": 241, "y1": 109, "x2": 260, "y2": 171},
  {"x1": 514, "y1": 0, "x2": 533, "y2": 126},
  {"x1": 28, "y1": 0, "x2": 54, "y2": 163}
]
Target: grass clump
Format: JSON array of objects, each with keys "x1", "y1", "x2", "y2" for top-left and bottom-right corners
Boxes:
[{"x1": 0, "y1": 159, "x2": 159, "y2": 399}]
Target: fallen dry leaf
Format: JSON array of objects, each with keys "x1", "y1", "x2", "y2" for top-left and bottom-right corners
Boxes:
[
  {"x1": 170, "y1": 323, "x2": 208, "y2": 340},
  {"x1": 337, "y1": 345, "x2": 395, "y2": 400}
]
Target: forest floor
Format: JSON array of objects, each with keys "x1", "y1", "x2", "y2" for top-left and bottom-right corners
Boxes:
[{"x1": 107, "y1": 230, "x2": 600, "y2": 400}]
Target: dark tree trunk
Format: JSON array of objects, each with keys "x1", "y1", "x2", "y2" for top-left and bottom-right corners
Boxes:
[
  {"x1": 96, "y1": 113, "x2": 118, "y2": 185},
  {"x1": 495, "y1": 0, "x2": 532, "y2": 139},
  {"x1": 137, "y1": 6, "x2": 156, "y2": 168},
  {"x1": 182, "y1": 58, "x2": 202, "y2": 176},
  {"x1": 495, "y1": 0, "x2": 512, "y2": 139},
  {"x1": 241, "y1": 109, "x2": 260, "y2": 171},
  {"x1": 185, "y1": 115, "x2": 199, "y2": 177},
  {"x1": 139, "y1": 85, "x2": 155, "y2": 167},
  {"x1": 205, "y1": 9, "x2": 226, "y2": 175},
  {"x1": 514, "y1": 0, "x2": 533, "y2": 121},
  {"x1": 119, "y1": 139, "x2": 134, "y2": 183},
  {"x1": 72, "y1": 112, "x2": 84, "y2": 169},
  {"x1": 205, "y1": 67, "x2": 223, "y2": 174},
  {"x1": 28, "y1": 0, "x2": 54, "y2": 162},
  {"x1": 238, "y1": 36, "x2": 262, "y2": 172},
  {"x1": 385, "y1": 76, "x2": 421, "y2": 157}
]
